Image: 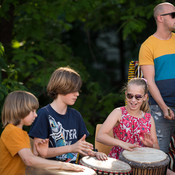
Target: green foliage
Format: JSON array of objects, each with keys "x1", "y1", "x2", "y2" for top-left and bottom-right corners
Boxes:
[
  {"x1": 0, "y1": 0, "x2": 169, "y2": 141},
  {"x1": 0, "y1": 43, "x2": 4, "y2": 57},
  {"x1": 0, "y1": 42, "x2": 26, "y2": 134},
  {"x1": 74, "y1": 81, "x2": 125, "y2": 143},
  {"x1": 0, "y1": 43, "x2": 26, "y2": 100}
]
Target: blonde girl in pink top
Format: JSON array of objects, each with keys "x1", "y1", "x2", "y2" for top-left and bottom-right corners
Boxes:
[{"x1": 96, "y1": 78, "x2": 159, "y2": 159}]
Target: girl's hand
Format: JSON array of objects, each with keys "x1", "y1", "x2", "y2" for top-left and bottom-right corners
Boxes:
[
  {"x1": 120, "y1": 141, "x2": 140, "y2": 151},
  {"x1": 140, "y1": 133, "x2": 154, "y2": 147}
]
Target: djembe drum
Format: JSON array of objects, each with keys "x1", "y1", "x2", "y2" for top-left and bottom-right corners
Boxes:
[
  {"x1": 80, "y1": 156, "x2": 132, "y2": 175},
  {"x1": 26, "y1": 164, "x2": 97, "y2": 175},
  {"x1": 119, "y1": 147, "x2": 170, "y2": 175}
]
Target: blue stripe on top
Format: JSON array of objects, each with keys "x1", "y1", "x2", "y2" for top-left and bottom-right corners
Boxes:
[
  {"x1": 154, "y1": 54, "x2": 175, "y2": 81},
  {"x1": 149, "y1": 53, "x2": 175, "y2": 106}
]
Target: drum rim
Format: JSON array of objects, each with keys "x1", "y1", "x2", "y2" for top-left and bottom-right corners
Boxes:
[{"x1": 119, "y1": 154, "x2": 170, "y2": 168}]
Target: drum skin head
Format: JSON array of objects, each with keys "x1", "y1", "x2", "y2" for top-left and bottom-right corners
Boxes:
[
  {"x1": 122, "y1": 147, "x2": 167, "y2": 163},
  {"x1": 80, "y1": 156, "x2": 131, "y2": 173},
  {"x1": 119, "y1": 147, "x2": 170, "y2": 175}
]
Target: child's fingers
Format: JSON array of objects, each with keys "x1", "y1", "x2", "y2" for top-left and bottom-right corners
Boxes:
[
  {"x1": 95, "y1": 152, "x2": 108, "y2": 160},
  {"x1": 37, "y1": 138, "x2": 49, "y2": 145},
  {"x1": 131, "y1": 143, "x2": 140, "y2": 148},
  {"x1": 140, "y1": 136, "x2": 153, "y2": 147}
]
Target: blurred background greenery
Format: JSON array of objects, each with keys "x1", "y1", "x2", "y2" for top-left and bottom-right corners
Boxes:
[{"x1": 0, "y1": 0, "x2": 173, "y2": 144}]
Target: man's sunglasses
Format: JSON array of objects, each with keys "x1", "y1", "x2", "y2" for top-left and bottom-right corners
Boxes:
[
  {"x1": 160, "y1": 12, "x2": 175, "y2": 19},
  {"x1": 126, "y1": 93, "x2": 143, "y2": 101}
]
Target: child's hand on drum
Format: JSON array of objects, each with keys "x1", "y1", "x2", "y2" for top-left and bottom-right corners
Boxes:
[
  {"x1": 95, "y1": 152, "x2": 108, "y2": 160},
  {"x1": 60, "y1": 162, "x2": 84, "y2": 172},
  {"x1": 86, "y1": 150, "x2": 108, "y2": 160},
  {"x1": 34, "y1": 138, "x2": 49, "y2": 157},
  {"x1": 140, "y1": 133, "x2": 154, "y2": 147},
  {"x1": 71, "y1": 134, "x2": 93, "y2": 156}
]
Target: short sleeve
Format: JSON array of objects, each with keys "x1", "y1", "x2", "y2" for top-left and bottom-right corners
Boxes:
[
  {"x1": 76, "y1": 111, "x2": 89, "y2": 139},
  {"x1": 1, "y1": 126, "x2": 30, "y2": 157},
  {"x1": 139, "y1": 41, "x2": 154, "y2": 66}
]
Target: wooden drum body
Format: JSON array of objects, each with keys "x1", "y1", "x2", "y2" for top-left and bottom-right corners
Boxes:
[
  {"x1": 26, "y1": 164, "x2": 97, "y2": 175},
  {"x1": 119, "y1": 147, "x2": 170, "y2": 175},
  {"x1": 80, "y1": 156, "x2": 132, "y2": 175}
]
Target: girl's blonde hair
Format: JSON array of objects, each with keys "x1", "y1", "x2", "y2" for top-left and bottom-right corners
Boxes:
[
  {"x1": 125, "y1": 78, "x2": 150, "y2": 113},
  {"x1": 1, "y1": 91, "x2": 39, "y2": 128},
  {"x1": 47, "y1": 67, "x2": 82, "y2": 99}
]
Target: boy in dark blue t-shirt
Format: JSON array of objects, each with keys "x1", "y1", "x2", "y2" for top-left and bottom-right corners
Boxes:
[{"x1": 29, "y1": 67, "x2": 107, "y2": 163}]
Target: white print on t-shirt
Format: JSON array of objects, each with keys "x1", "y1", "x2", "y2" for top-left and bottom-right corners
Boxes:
[
  {"x1": 48, "y1": 115, "x2": 77, "y2": 162},
  {"x1": 48, "y1": 115, "x2": 77, "y2": 144}
]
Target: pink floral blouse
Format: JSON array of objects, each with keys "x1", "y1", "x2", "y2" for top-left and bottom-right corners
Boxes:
[{"x1": 109, "y1": 106, "x2": 151, "y2": 159}]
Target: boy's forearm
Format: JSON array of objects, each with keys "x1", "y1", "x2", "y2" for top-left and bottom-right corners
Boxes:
[
  {"x1": 41, "y1": 145, "x2": 73, "y2": 158},
  {"x1": 19, "y1": 148, "x2": 62, "y2": 169}
]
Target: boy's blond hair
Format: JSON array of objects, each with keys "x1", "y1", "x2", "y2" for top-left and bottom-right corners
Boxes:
[
  {"x1": 1, "y1": 91, "x2": 39, "y2": 127},
  {"x1": 47, "y1": 67, "x2": 82, "y2": 99}
]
